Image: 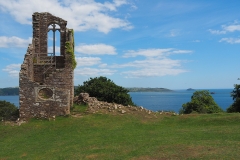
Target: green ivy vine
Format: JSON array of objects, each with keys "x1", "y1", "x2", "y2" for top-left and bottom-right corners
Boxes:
[{"x1": 65, "y1": 29, "x2": 77, "y2": 69}]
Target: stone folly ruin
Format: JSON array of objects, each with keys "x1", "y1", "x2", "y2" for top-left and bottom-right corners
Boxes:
[{"x1": 19, "y1": 12, "x2": 76, "y2": 120}]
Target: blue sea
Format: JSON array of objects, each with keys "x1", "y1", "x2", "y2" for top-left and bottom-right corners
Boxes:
[
  {"x1": 129, "y1": 89, "x2": 233, "y2": 113},
  {"x1": 0, "y1": 95, "x2": 19, "y2": 107},
  {"x1": 0, "y1": 89, "x2": 234, "y2": 113}
]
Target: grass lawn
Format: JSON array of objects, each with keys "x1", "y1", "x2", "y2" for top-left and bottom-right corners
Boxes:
[{"x1": 1, "y1": 110, "x2": 240, "y2": 159}]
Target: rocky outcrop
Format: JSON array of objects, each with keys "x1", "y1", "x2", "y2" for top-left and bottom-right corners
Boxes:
[{"x1": 73, "y1": 93, "x2": 163, "y2": 117}]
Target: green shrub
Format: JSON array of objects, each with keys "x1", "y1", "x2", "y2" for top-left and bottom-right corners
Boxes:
[
  {"x1": 0, "y1": 100, "x2": 19, "y2": 120},
  {"x1": 181, "y1": 90, "x2": 223, "y2": 114},
  {"x1": 227, "y1": 84, "x2": 240, "y2": 113},
  {"x1": 75, "y1": 76, "x2": 135, "y2": 106}
]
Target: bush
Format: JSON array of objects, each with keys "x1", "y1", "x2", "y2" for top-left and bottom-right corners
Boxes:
[
  {"x1": 227, "y1": 100, "x2": 240, "y2": 113},
  {"x1": 181, "y1": 90, "x2": 223, "y2": 114},
  {"x1": 75, "y1": 76, "x2": 135, "y2": 106},
  {"x1": 0, "y1": 100, "x2": 19, "y2": 120},
  {"x1": 227, "y1": 84, "x2": 240, "y2": 113}
]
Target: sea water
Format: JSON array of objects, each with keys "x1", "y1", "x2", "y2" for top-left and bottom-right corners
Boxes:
[
  {"x1": 0, "y1": 89, "x2": 234, "y2": 113},
  {"x1": 129, "y1": 89, "x2": 233, "y2": 112},
  {"x1": 0, "y1": 95, "x2": 19, "y2": 107}
]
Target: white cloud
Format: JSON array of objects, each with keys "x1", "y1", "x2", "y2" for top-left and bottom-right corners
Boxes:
[
  {"x1": 2, "y1": 64, "x2": 21, "y2": 77},
  {"x1": 223, "y1": 24, "x2": 240, "y2": 32},
  {"x1": 123, "y1": 49, "x2": 172, "y2": 58},
  {"x1": 116, "y1": 58, "x2": 188, "y2": 78},
  {"x1": 76, "y1": 57, "x2": 101, "y2": 66},
  {"x1": 113, "y1": 48, "x2": 191, "y2": 78},
  {"x1": 209, "y1": 23, "x2": 240, "y2": 35},
  {"x1": 123, "y1": 48, "x2": 192, "y2": 58},
  {"x1": 219, "y1": 38, "x2": 240, "y2": 44},
  {"x1": 208, "y1": 29, "x2": 226, "y2": 35},
  {"x1": 73, "y1": 47, "x2": 191, "y2": 78},
  {"x1": 171, "y1": 50, "x2": 192, "y2": 54},
  {"x1": 0, "y1": 36, "x2": 31, "y2": 48},
  {"x1": 75, "y1": 67, "x2": 116, "y2": 76},
  {"x1": 98, "y1": 63, "x2": 108, "y2": 68},
  {"x1": 122, "y1": 68, "x2": 187, "y2": 78},
  {"x1": 0, "y1": 0, "x2": 133, "y2": 34},
  {"x1": 75, "y1": 44, "x2": 117, "y2": 55}
]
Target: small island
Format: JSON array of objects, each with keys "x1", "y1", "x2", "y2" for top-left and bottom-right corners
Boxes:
[
  {"x1": 126, "y1": 87, "x2": 173, "y2": 92},
  {"x1": 186, "y1": 88, "x2": 195, "y2": 91}
]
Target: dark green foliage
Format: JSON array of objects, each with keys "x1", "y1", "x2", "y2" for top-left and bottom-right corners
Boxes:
[
  {"x1": 75, "y1": 76, "x2": 135, "y2": 106},
  {"x1": 227, "y1": 84, "x2": 240, "y2": 113},
  {"x1": 181, "y1": 90, "x2": 223, "y2": 114},
  {"x1": 0, "y1": 100, "x2": 19, "y2": 120},
  {"x1": 0, "y1": 87, "x2": 19, "y2": 95}
]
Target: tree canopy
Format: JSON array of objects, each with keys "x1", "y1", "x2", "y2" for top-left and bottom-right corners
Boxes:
[
  {"x1": 0, "y1": 100, "x2": 19, "y2": 120},
  {"x1": 75, "y1": 76, "x2": 135, "y2": 106},
  {"x1": 227, "y1": 84, "x2": 240, "y2": 113},
  {"x1": 180, "y1": 90, "x2": 223, "y2": 114}
]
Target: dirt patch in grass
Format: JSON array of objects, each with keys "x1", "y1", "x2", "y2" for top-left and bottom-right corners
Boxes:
[
  {"x1": 131, "y1": 156, "x2": 161, "y2": 160},
  {"x1": 20, "y1": 153, "x2": 27, "y2": 158},
  {"x1": 134, "y1": 144, "x2": 224, "y2": 159},
  {"x1": 85, "y1": 154, "x2": 105, "y2": 159}
]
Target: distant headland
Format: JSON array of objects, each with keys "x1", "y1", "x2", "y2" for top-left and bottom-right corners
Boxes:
[
  {"x1": 127, "y1": 87, "x2": 173, "y2": 92},
  {"x1": 0, "y1": 87, "x2": 19, "y2": 96}
]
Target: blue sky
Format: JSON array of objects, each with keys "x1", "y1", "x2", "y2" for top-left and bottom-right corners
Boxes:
[{"x1": 0, "y1": 0, "x2": 240, "y2": 89}]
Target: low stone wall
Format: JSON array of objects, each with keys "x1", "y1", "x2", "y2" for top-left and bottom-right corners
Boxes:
[{"x1": 74, "y1": 93, "x2": 156, "y2": 115}]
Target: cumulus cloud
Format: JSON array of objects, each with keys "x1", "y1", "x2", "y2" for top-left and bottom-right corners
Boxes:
[
  {"x1": 122, "y1": 67, "x2": 187, "y2": 78},
  {"x1": 209, "y1": 23, "x2": 240, "y2": 35},
  {"x1": 112, "y1": 58, "x2": 188, "y2": 78},
  {"x1": 219, "y1": 38, "x2": 240, "y2": 44},
  {"x1": 75, "y1": 44, "x2": 117, "y2": 55},
  {"x1": 75, "y1": 67, "x2": 116, "y2": 76},
  {"x1": 74, "y1": 47, "x2": 190, "y2": 78},
  {"x1": 73, "y1": 47, "x2": 190, "y2": 78},
  {"x1": 113, "y1": 48, "x2": 191, "y2": 78},
  {"x1": 0, "y1": 0, "x2": 133, "y2": 34},
  {"x1": 0, "y1": 36, "x2": 31, "y2": 48},
  {"x1": 223, "y1": 24, "x2": 240, "y2": 32},
  {"x1": 2, "y1": 64, "x2": 21, "y2": 77},
  {"x1": 123, "y1": 48, "x2": 192, "y2": 58},
  {"x1": 76, "y1": 57, "x2": 101, "y2": 66}
]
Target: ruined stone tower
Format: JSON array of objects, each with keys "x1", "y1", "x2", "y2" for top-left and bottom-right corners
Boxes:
[{"x1": 19, "y1": 12, "x2": 76, "y2": 120}]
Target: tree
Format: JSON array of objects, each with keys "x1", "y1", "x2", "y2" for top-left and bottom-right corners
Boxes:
[
  {"x1": 227, "y1": 84, "x2": 240, "y2": 113},
  {"x1": 180, "y1": 90, "x2": 223, "y2": 114},
  {"x1": 0, "y1": 100, "x2": 19, "y2": 120},
  {"x1": 75, "y1": 76, "x2": 135, "y2": 106}
]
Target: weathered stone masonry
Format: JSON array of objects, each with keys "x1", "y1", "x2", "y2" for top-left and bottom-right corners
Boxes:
[{"x1": 19, "y1": 12, "x2": 75, "y2": 120}]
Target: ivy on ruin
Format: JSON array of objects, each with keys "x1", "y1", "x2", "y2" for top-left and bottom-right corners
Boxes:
[{"x1": 65, "y1": 29, "x2": 77, "y2": 69}]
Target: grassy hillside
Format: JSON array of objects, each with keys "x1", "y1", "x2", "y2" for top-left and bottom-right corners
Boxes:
[{"x1": 1, "y1": 111, "x2": 240, "y2": 159}]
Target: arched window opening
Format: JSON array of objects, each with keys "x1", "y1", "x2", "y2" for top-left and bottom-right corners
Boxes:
[{"x1": 48, "y1": 24, "x2": 60, "y2": 56}]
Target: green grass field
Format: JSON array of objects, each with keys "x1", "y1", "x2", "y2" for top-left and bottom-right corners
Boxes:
[{"x1": 1, "y1": 110, "x2": 240, "y2": 159}]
